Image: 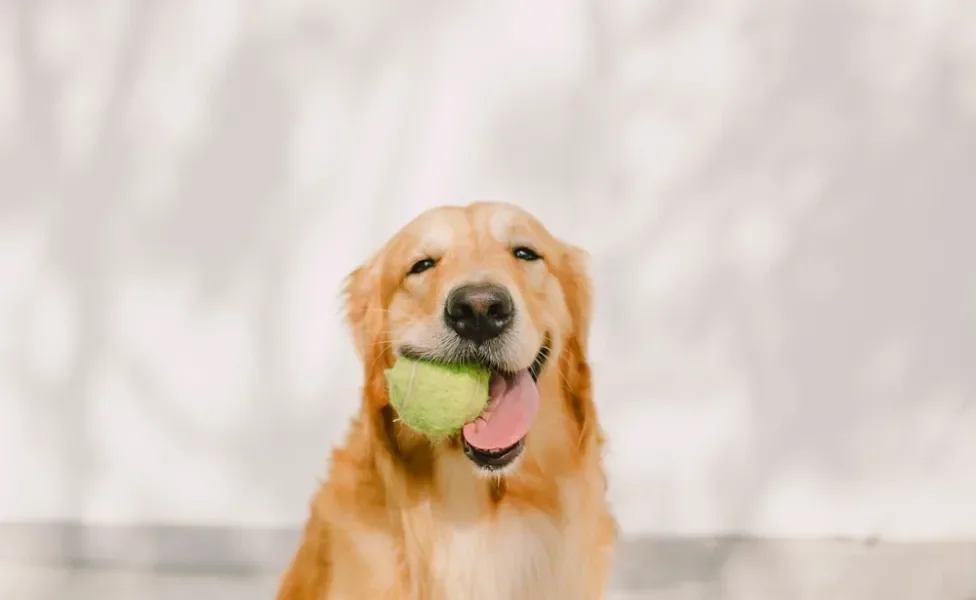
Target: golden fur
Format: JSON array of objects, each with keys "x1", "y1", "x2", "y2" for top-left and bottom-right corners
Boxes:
[{"x1": 276, "y1": 202, "x2": 616, "y2": 600}]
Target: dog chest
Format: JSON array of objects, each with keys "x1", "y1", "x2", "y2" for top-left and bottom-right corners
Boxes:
[{"x1": 429, "y1": 507, "x2": 585, "y2": 600}]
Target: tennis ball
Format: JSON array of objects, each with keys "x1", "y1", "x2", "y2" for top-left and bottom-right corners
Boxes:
[{"x1": 384, "y1": 357, "x2": 490, "y2": 441}]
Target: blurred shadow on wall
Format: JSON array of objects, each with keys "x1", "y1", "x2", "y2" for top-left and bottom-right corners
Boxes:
[
  {"x1": 574, "y1": 0, "x2": 975, "y2": 596},
  {"x1": 1, "y1": 0, "x2": 157, "y2": 568},
  {"x1": 0, "y1": 0, "x2": 335, "y2": 572}
]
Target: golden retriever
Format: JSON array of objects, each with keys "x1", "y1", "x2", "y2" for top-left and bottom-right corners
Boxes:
[{"x1": 276, "y1": 202, "x2": 616, "y2": 600}]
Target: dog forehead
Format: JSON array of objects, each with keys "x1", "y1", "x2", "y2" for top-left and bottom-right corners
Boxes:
[
  {"x1": 399, "y1": 209, "x2": 466, "y2": 256},
  {"x1": 488, "y1": 208, "x2": 517, "y2": 242},
  {"x1": 477, "y1": 203, "x2": 545, "y2": 245},
  {"x1": 395, "y1": 203, "x2": 549, "y2": 260},
  {"x1": 417, "y1": 218, "x2": 457, "y2": 252}
]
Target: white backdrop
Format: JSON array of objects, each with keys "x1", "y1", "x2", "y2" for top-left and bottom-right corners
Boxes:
[{"x1": 1, "y1": 0, "x2": 975, "y2": 540}]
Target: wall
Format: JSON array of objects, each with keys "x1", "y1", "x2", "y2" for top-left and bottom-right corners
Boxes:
[{"x1": 1, "y1": 0, "x2": 975, "y2": 540}]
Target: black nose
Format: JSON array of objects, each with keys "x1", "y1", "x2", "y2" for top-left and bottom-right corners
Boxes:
[{"x1": 444, "y1": 284, "x2": 515, "y2": 344}]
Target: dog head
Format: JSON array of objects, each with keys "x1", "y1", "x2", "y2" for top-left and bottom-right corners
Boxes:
[{"x1": 343, "y1": 202, "x2": 592, "y2": 474}]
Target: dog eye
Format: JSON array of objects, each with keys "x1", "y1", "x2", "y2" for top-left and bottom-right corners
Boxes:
[
  {"x1": 408, "y1": 258, "x2": 437, "y2": 275},
  {"x1": 512, "y1": 246, "x2": 542, "y2": 261}
]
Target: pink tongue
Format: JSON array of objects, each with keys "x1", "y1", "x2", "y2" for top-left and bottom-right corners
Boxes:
[{"x1": 462, "y1": 370, "x2": 539, "y2": 451}]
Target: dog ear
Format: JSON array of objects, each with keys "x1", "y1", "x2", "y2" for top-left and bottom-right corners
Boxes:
[
  {"x1": 556, "y1": 244, "x2": 593, "y2": 355},
  {"x1": 341, "y1": 258, "x2": 386, "y2": 364},
  {"x1": 342, "y1": 259, "x2": 395, "y2": 421},
  {"x1": 554, "y1": 242, "x2": 598, "y2": 452}
]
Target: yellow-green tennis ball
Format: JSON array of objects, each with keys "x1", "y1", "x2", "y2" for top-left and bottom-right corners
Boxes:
[{"x1": 384, "y1": 357, "x2": 490, "y2": 441}]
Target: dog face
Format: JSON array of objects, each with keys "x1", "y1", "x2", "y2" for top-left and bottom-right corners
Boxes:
[{"x1": 344, "y1": 202, "x2": 591, "y2": 472}]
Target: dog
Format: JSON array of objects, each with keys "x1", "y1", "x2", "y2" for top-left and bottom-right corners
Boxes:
[{"x1": 276, "y1": 202, "x2": 616, "y2": 600}]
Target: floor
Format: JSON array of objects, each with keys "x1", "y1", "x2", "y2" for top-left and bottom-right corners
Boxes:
[
  {"x1": 4, "y1": 539, "x2": 976, "y2": 600},
  {"x1": 3, "y1": 534, "x2": 975, "y2": 599},
  {"x1": 0, "y1": 567, "x2": 738, "y2": 600}
]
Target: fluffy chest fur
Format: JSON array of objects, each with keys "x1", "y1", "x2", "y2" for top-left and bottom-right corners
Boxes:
[{"x1": 423, "y1": 502, "x2": 588, "y2": 600}]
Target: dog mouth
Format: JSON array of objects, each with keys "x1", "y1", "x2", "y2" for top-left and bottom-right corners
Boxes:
[
  {"x1": 462, "y1": 437, "x2": 526, "y2": 471},
  {"x1": 461, "y1": 341, "x2": 550, "y2": 471},
  {"x1": 399, "y1": 337, "x2": 551, "y2": 471}
]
